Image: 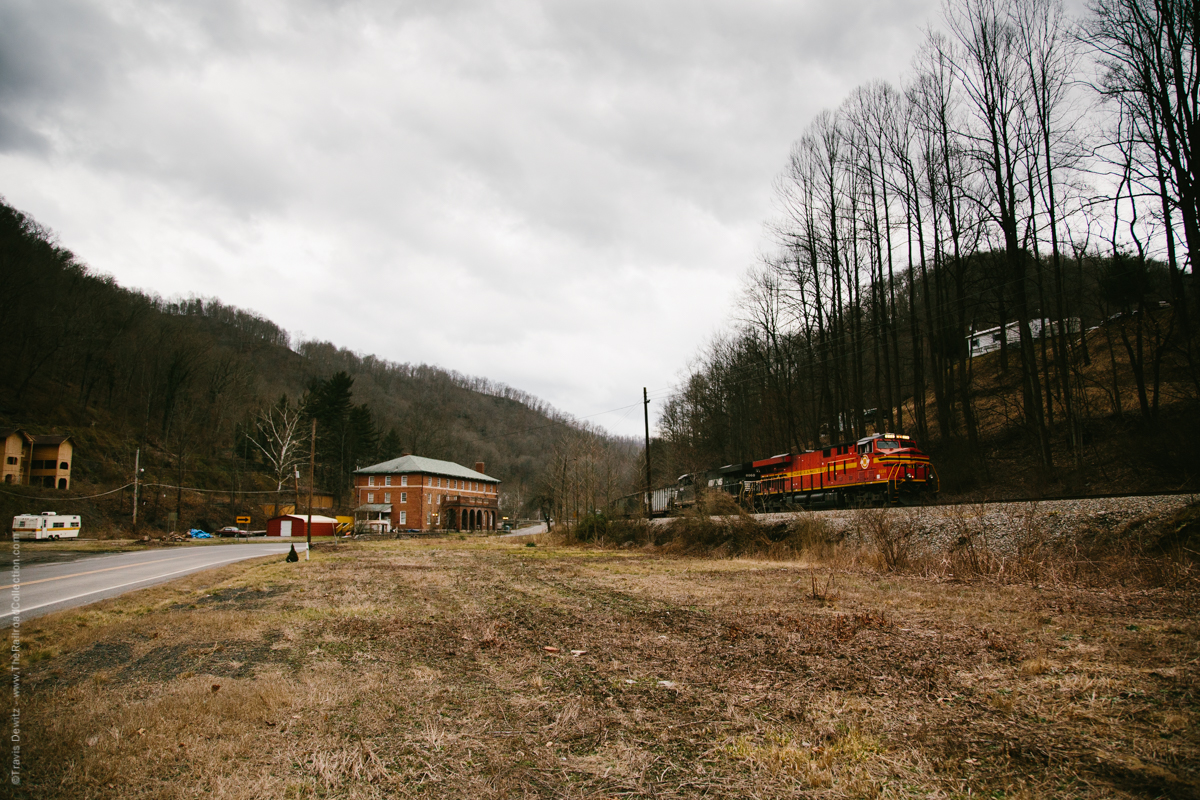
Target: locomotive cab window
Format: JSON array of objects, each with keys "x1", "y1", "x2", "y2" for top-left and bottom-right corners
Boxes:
[{"x1": 876, "y1": 440, "x2": 900, "y2": 451}]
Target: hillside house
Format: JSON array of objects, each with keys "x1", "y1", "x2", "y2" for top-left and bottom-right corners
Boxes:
[
  {"x1": 353, "y1": 455, "x2": 500, "y2": 532},
  {"x1": 968, "y1": 318, "x2": 1081, "y2": 358},
  {"x1": 0, "y1": 430, "x2": 73, "y2": 489},
  {"x1": 1, "y1": 429, "x2": 31, "y2": 484}
]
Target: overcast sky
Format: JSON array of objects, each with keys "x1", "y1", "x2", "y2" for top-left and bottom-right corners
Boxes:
[{"x1": 0, "y1": 0, "x2": 945, "y2": 437}]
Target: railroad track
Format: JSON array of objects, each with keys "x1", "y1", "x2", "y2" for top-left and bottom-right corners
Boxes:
[
  {"x1": 738, "y1": 492, "x2": 1196, "y2": 555},
  {"x1": 916, "y1": 487, "x2": 1199, "y2": 508}
]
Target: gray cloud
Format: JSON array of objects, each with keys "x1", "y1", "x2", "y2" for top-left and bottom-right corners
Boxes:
[{"x1": 0, "y1": 0, "x2": 941, "y2": 435}]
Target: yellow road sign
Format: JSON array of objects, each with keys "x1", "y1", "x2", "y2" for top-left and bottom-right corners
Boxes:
[{"x1": 236, "y1": 516, "x2": 251, "y2": 526}]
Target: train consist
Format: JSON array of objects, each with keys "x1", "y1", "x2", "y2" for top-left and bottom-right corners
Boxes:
[{"x1": 616, "y1": 433, "x2": 939, "y2": 516}]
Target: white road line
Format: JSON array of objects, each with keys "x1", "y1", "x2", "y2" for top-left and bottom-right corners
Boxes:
[
  {"x1": 0, "y1": 554, "x2": 193, "y2": 590},
  {"x1": 0, "y1": 546, "x2": 303, "y2": 620}
]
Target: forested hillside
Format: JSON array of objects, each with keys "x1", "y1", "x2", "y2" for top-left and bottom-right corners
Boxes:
[
  {"x1": 0, "y1": 199, "x2": 639, "y2": 533},
  {"x1": 657, "y1": 0, "x2": 1200, "y2": 498}
]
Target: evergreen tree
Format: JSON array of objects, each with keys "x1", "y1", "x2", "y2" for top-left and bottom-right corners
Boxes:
[
  {"x1": 305, "y1": 372, "x2": 355, "y2": 504},
  {"x1": 378, "y1": 428, "x2": 404, "y2": 461}
]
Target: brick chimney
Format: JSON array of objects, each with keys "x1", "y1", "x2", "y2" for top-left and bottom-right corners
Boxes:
[{"x1": 475, "y1": 461, "x2": 485, "y2": 474}]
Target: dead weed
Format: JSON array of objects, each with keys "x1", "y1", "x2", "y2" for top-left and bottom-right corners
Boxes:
[{"x1": 9, "y1": 539, "x2": 1199, "y2": 799}]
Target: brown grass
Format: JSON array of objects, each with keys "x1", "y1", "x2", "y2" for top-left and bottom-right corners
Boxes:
[{"x1": 8, "y1": 536, "x2": 1200, "y2": 799}]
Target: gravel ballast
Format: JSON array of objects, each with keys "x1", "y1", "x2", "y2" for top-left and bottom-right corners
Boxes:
[{"x1": 754, "y1": 494, "x2": 1198, "y2": 556}]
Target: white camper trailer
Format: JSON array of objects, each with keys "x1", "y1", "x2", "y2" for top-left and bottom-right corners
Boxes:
[{"x1": 11, "y1": 511, "x2": 82, "y2": 540}]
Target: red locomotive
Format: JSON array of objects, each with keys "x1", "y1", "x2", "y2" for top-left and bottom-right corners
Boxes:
[
  {"x1": 749, "y1": 433, "x2": 939, "y2": 511},
  {"x1": 615, "y1": 432, "x2": 939, "y2": 516}
]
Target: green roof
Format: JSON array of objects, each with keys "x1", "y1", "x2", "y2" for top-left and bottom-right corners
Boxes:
[{"x1": 354, "y1": 455, "x2": 498, "y2": 483}]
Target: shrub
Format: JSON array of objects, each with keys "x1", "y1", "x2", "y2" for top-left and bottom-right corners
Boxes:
[
  {"x1": 570, "y1": 512, "x2": 838, "y2": 560},
  {"x1": 850, "y1": 508, "x2": 917, "y2": 572}
]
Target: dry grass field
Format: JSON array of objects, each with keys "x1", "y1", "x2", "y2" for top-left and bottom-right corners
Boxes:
[{"x1": 9, "y1": 533, "x2": 1199, "y2": 799}]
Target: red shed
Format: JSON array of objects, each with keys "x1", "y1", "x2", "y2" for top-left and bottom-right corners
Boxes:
[{"x1": 267, "y1": 514, "x2": 339, "y2": 538}]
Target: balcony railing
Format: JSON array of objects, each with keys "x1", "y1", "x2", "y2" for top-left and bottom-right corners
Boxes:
[{"x1": 443, "y1": 495, "x2": 498, "y2": 508}]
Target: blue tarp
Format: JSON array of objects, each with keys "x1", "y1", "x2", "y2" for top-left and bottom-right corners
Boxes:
[{"x1": 188, "y1": 529, "x2": 212, "y2": 538}]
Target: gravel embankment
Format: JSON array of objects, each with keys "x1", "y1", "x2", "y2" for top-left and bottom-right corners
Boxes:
[{"x1": 755, "y1": 494, "x2": 1197, "y2": 555}]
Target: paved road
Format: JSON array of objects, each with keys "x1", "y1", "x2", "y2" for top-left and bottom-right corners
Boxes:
[
  {"x1": 0, "y1": 542, "x2": 304, "y2": 628},
  {"x1": 499, "y1": 523, "x2": 547, "y2": 538}
]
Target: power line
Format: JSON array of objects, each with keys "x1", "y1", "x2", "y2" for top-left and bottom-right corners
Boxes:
[
  {"x1": 141, "y1": 483, "x2": 287, "y2": 496},
  {"x1": 0, "y1": 483, "x2": 134, "y2": 501},
  {"x1": 478, "y1": 390, "x2": 678, "y2": 443}
]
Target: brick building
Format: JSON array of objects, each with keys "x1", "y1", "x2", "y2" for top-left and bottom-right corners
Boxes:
[{"x1": 353, "y1": 455, "x2": 500, "y2": 532}]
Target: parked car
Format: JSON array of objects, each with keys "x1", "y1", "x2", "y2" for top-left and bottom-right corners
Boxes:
[{"x1": 216, "y1": 526, "x2": 247, "y2": 538}]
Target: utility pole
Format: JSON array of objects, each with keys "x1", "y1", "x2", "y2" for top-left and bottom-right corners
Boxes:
[
  {"x1": 643, "y1": 387, "x2": 651, "y2": 517},
  {"x1": 306, "y1": 417, "x2": 316, "y2": 561},
  {"x1": 132, "y1": 447, "x2": 140, "y2": 529}
]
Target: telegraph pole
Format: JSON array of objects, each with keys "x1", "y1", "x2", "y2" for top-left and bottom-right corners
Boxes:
[
  {"x1": 306, "y1": 417, "x2": 316, "y2": 561},
  {"x1": 132, "y1": 447, "x2": 140, "y2": 529},
  {"x1": 643, "y1": 387, "x2": 651, "y2": 516}
]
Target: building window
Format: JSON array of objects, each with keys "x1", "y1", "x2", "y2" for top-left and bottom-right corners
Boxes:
[
  {"x1": 385, "y1": 476, "x2": 392, "y2": 486},
  {"x1": 368, "y1": 476, "x2": 375, "y2": 487},
  {"x1": 401, "y1": 492, "x2": 407, "y2": 503},
  {"x1": 401, "y1": 475, "x2": 408, "y2": 486},
  {"x1": 399, "y1": 511, "x2": 407, "y2": 525},
  {"x1": 436, "y1": 495, "x2": 441, "y2": 505},
  {"x1": 5, "y1": 457, "x2": 14, "y2": 465},
  {"x1": 384, "y1": 492, "x2": 391, "y2": 502},
  {"x1": 60, "y1": 462, "x2": 68, "y2": 470},
  {"x1": 367, "y1": 492, "x2": 375, "y2": 503}
]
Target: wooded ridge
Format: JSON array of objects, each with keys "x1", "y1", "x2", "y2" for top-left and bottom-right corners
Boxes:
[
  {"x1": 0, "y1": 198, "x2": 640, "y2": 533},
  {"x1": 656, "y1": 0, "x2": 1200, "y2": 497}
]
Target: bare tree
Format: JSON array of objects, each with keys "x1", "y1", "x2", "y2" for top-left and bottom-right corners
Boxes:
[
  {"x1": 1089, "y1": 0, "x2": 1200, "y2": 302},
  {"x1": 249, "y1": 395, "x2": 306, "y2": 492},
  {"x1": 946, "y1": 0, "x2": 1054, "y2": 467}
]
